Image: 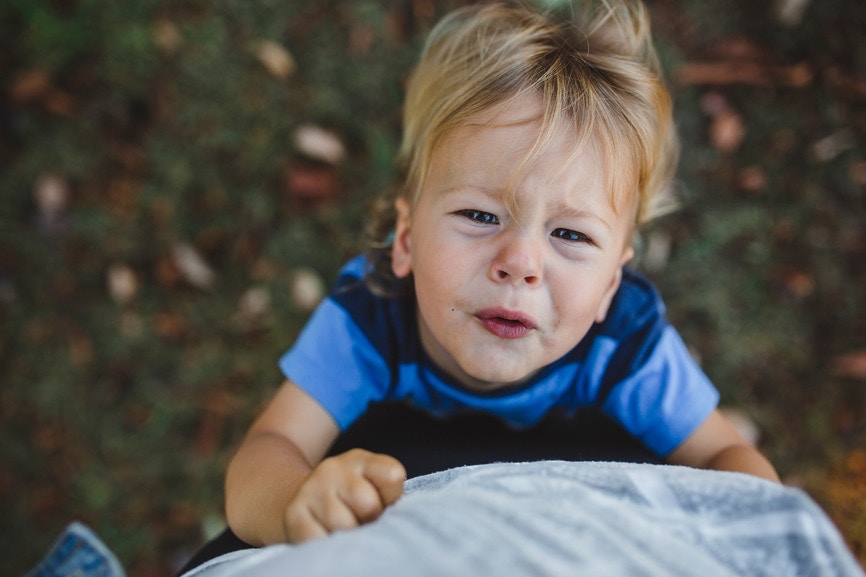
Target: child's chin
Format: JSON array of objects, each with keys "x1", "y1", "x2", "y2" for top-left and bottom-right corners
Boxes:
[{"x1": 458, "y1": 366, "x2": 538, "y2": 393}]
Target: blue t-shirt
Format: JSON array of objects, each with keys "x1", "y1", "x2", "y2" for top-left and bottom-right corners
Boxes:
[{"x1": 280, "y1": 255, "x2": 719, "y2": 457}]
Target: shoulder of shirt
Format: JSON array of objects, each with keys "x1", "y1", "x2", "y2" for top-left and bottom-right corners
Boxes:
[
  {"x1": 327, "y1": 255, "x2": 415, "y2": 360},
  {"x1": 331, "y1": 255, "x2": 390, "y2": 310},
  {"x1": 598, "y1": 267, "x2": 667, "y2": 338},
  {"x1": 337, "y1": 254, "x2": 370, "y2": 280}
]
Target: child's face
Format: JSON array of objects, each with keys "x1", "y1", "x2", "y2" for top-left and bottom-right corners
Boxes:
[{"x1": 391, "y1": 94, "x2": 635, "y2": 392}]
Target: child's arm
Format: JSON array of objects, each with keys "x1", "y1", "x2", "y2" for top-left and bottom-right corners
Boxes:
[
  {"x1": 665, "y1": 409, "x2": 781, "y2": 483},
  {"x1": 224, "y1": 380, "x2": 406, "y2": 546}
]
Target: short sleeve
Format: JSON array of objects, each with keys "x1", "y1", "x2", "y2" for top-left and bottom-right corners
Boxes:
[
  {"x1": 279, "y1": 297, "x2": 392, "y2": 430},
  {"x1": 599, "y1": 325, "x2": 719, "y2": 456},
  {"x1": 589, "y1": 270, "x2": 720, "y2": 456},
  {"x1": 279, "y1": 257, "x2": 399, "y2": 430}
]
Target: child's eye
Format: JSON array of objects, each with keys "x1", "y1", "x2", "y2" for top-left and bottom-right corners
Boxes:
[
  {"x1": 456, "y1": 209, "x2": 499, "y2": 225},
  {"x1": 551, "y1": 228, "x2": 592, "y2": 244}
]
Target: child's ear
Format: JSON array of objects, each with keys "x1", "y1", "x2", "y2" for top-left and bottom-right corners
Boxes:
[
  {"x1": 391, "y1": 197, "x2": 413, "y2": 279},
  {"x1": 595, "y1": 246, "x2": 635, "y2": 323}
]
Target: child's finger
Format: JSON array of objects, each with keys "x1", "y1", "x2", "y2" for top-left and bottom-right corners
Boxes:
[
  {"x1": 360, "y1": 453, "x2": 406, "y2": 506},
  {"x1": 316, "y1": 491, "x2": 367, "y2": 532},
  {"x1": 284, "y1": 503, "x2": 330, "y2": 543},
  {"x1": 337, "y1": 474, "x2": 389, "y2": 523}
]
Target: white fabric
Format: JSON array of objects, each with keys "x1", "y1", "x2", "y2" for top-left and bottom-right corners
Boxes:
[{"x1": 186, "y1": 461, "x2": 865, "y2": 577}]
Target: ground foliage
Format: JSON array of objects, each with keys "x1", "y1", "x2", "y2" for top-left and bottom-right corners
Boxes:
[{"x1": 1, "y1": 0, "x2": 864, "y2": 574}]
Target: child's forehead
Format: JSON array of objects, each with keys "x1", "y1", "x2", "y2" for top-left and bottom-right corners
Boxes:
[
  {"x1": 440, "y1": 96, "x2": 572, "y2": 171},
  {"x1": 427, "y1": 95, "x2": 639, "y2": 219}
]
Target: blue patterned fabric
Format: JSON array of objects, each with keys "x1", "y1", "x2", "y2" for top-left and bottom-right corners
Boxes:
[{"x1": 25, "y1": 523, "x2": 125, "y2": 577}]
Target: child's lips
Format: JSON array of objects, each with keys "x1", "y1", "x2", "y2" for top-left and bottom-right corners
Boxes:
[{"x1": 475, "y1": 308, "x2": 537, "y2": 339}]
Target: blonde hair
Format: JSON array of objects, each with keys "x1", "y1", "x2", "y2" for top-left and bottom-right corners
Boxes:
[{"x1": 366, "y1": 0, "x2": 679, "y2": 291}]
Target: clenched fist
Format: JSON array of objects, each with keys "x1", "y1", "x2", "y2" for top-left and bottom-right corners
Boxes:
[{"x1": 283, "y1": 448, "x2": 406, "y2": 543}]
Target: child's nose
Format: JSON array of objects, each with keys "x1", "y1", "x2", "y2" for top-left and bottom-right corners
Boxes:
[{"x1": 489, "y1": 235, "x2": 543, "y2": 285}]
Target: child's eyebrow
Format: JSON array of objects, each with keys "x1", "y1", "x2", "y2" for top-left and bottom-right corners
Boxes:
[
  {"x1": 548, "y1": 202, "x2": 613, "y2": 231},
  {"x1": 439, "y1": 184, "x2": 502, "y2": 200}
]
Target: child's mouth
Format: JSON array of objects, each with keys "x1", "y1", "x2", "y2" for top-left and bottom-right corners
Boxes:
[{"x1": 476, "y1": 308, "x2": 536, "y2": 339}]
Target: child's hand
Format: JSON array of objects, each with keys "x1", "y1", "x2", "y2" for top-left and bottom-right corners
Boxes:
[{"x1": 283, "y1": 448, "x2": 406, "y2": 543}]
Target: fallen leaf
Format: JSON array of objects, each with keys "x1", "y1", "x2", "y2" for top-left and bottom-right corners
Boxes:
[
  {"x1": 153, "y1": 20, "x2": 182, "y2": 54},
  {"x1": 832, "y1": 351, "x2": 866, "y2": 380},
  {"x1": 196, "y1": 392, "x2": 242, "y2": 457},
  {"x1": 34, "y1": 174, "x2": 69, "y2": 220},
  {"x1": 710, "y1": 108, "x2": 746, "y2": 153},
  {"x1": 44, "y1": 90, "x2": 75, "y2": 116},
  {"x1": 826, "y1": 66, "x2": 866, "y2": 101},
  {"x1": 172, "y1": 243, "x2": 217, "y2": 290},
  {"x1": 285, "y1": 162, "x2": 341, "y2": 203},
  {"x1": 10, "y1": 69, "x2": 51, "y2": 103},
  {"x1": 33, "y1": 174, "x2": 70, "y2": 236},
  {"x1": 846, "y1": 450, "x2": 866, "y2": 475},
  {"x1": 233, "y1": 286, "x2": 271, "y2": 331},
  {"x1": 775, "y1": 0, "x2": 812, "y2": 27},
  {"x1": 294, "y1": 124, "x2": 346, "y2": 166},
  {"x1": 780, "y1": 269, "x2": 815, "y2": 301},
  {"x1": 106, "y1": 178, "x2": 140, "y2": 217},
  {"x1": 107, "y1": 264, "x2": 138, "y2": 305},
  {"x1": 812, "y1": 130, "x2": 855, "y2": 162},
  {"x1": 700, "y1": 92, "x2": 746, "y2": 153},
  {"x1": 254, "y1": 40, "x2": 296, "y2": 79},
  {"x1": 154, "y1": 312, "x2": 191, "y2": 340},
  {"x1": 738, "y1": 166, "x2": 767, "y2": 192},
  {"x1": 676, "y1": 61, "x2": 812, "y2": 87},
  {"x1": 238, "y1": 286, "x2": 270, "y2": 317},
  {"x1": 809, "y1": 449, "x2": 866, "y2": 566},
  {"x1": 289, "y1": 268, "x2": 326, "y2": 312}
]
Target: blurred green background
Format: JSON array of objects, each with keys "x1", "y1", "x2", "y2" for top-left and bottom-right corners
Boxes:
[{"x1": 1, "y1": 0, "x2": 864, "y2": 574}]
